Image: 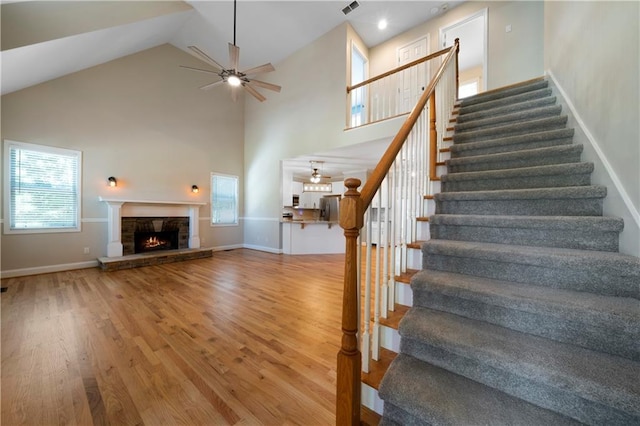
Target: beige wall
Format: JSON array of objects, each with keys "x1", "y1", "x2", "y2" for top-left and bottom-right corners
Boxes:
[
  {"x1": 1, "y1": 44, "x2": 245, "y2": 274},
  {"x1": 544, "y1": 0, "x2": 639, "y2": 256},
  {"x1": 369, "y1": 1, "x2": 544, "y2": 91},
  {"x1": 242, "y1": 23, "x2": 403, "y2": 252}
]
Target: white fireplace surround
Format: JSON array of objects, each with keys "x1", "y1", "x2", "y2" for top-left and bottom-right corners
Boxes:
[{"x1": 99, "y1": 197, "x2": 206, "y2": 258}]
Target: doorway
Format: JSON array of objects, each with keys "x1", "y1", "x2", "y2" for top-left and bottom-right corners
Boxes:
[
  {"x1": 397, "y1": 35, "x2": 430, "y2": 111},
  {"x1": 440, "y1": 9, "x2": 488, "y2": 98}
]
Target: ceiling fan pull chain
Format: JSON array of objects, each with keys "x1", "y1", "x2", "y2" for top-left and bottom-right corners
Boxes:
[{"x1": 233, "y1": 0, "x2": 237, "y2": 47}]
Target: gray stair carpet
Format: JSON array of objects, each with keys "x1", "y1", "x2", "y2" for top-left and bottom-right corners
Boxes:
[{"x1": 378, "y1": 77, "x2": 640, "y2": 425}]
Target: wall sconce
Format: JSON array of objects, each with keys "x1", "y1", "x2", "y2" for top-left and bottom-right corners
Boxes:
[
  {"x1": 108, "y1": 177, "x2": 117, "y2": 187},
  {"x1": 191, "y1": 185, "x2": 199, "y2": 193}
]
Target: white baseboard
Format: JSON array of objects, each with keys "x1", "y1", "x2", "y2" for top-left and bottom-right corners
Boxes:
[
  {"x1": 210, "y1": 244, "x2": 245, "y2": 252},
  {"x1": 1, "y1": 260, "x2": 99, "y2": 279},
  {"x1": 242, "y1": 244, "x2": 283, "y2": 254}
]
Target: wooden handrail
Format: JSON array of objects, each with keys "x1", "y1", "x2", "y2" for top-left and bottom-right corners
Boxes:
[
  {"x1": 336, "y1": 39, "x2": 459, "y2": 426},
  {"x1": 346, "y1": 45, "x2": 452, "y2": 93},
  {"x1": 359, "y1": 39, "x2": 458, "y2": 210}
]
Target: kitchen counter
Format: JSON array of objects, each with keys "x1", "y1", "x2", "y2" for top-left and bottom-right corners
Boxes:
[
  {"x1": 281, "y1": 220, "x2": 345, "y2": 255},
  {"x1": 281, "y1": 218, "x2": 339, "y2": 229}
]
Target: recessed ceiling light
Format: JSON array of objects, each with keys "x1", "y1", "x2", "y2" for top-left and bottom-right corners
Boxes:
[
  {"x1": 378, "y1": 19, "x2": 388, "y2": 30},
  {"x1": 430, "y1": 6, "x2": 440, "y2": 14}
]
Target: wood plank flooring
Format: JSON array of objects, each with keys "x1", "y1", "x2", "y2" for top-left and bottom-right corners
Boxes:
[{"x1": 1, "y1": 249, "x2": 350, "y2": 425}]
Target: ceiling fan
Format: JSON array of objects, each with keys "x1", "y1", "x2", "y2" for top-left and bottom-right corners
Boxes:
[
  {"x1": 309, "y1": 161, "x2": 331, "y2": 183},
  {"x1": 179, "y1": 0, "x2": 281, "y2": 102}
]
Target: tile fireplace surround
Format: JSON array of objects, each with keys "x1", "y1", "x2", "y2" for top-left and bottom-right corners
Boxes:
[{"x1": 98, "y1": 197, "x2": 207, "y2": 258}]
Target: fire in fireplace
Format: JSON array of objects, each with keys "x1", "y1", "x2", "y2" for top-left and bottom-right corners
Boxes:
[
  {"x1": 122, "y1": 217, "x2": 189, "y2": 256},
  {"x1": 135, "y1": 231, "x2": 179, "y2": 253}
]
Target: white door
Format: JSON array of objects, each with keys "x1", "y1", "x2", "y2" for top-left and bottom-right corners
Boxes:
[
  {"x1": 440, "y1": 9, "x2": 487, "y2": 97},
  {"x1": 397, "y1": 36, "x2": 429, "y2": 112}
]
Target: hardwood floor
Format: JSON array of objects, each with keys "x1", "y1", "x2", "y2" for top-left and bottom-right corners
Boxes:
[{"x1": 1, "y1": 249, "x2": 349, "y2": 425}]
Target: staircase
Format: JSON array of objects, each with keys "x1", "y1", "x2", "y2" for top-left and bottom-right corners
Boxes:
[{"x1": 377, "y1": 78, "x2": 640, "y2": 425}]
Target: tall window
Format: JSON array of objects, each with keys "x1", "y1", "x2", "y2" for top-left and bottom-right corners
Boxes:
[
  {"x1": 351, "y1": 44, "x2": 367, "y2": 127},
  {"x1": 210, "y1": 173, "x2": 238, "y2": 226},
  {"x1": 4, "y1": 140, "x2": 82, "y2": 234}
]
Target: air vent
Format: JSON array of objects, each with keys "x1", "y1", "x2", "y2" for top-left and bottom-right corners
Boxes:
[{"x1": 342, "y1": 1, "x2": 360, "y2": 15}]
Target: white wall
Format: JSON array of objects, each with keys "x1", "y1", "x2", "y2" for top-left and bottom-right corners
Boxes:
[
  {"x1": 544, "y1": 0, "x2": 639, "y2": 256},
  {"x1": 1, "y1": 44, "x2": 245, "y2": 275},
  {"x1": 369, "y1": 1, "x2": 544, "y2": 91}
]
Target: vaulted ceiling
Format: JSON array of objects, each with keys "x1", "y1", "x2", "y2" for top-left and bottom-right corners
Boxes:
[{"x1": 1, "y1": 0, "x2": 463, "y2": 96}]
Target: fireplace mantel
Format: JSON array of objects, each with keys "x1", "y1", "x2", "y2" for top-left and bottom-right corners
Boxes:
[{"x1": 99, "y1": 197, "x2": 207, "y2": 258}]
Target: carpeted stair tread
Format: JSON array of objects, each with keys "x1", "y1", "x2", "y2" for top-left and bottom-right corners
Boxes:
[
  {"x1": 435, "y1": 185, "x2": 606, "y2": 216},
  {"x1": 456, "y1": 95, "x2": 557, "y2": 124},
  {"x1": 429, "y1": 213, "x2": 623, "y2": 251},
  {"x1": 459, "y1": 81, "x2": 550, "y2": 110},
  {"x1": 429, "y1": 214, "x2": 622, "y2": 231},
  {"x1": 441, "y1": 162, "x2": 593, "y2": 192},
  {"x1": 454, "y1": 105, "x2": 563, "y2": 133},
  {"x1": 446, "y1": 144, "x2": 583, "y2": 173},
  {"x1": 453, "y1": 115, "x2": 568, "y2": 144},
  {"x1": 399, "y1": 307, "x2": 640, "y2": 424},
  {"x1": 421, "y1": 240, "x2": 640, "y2": 298},
  {"x1": 378, "y1": 353, "x2": 581, "y2": 426},
  {"x1": 435, "y1": 185, "x2": 606, "y2": 201},
  {"x1": 450, "y1": 128, "x2": 575, "y2": 158},
  {"x1": 410, "y1": 269, "x2": 640, "y2": 360},
  {"x1": 429, "y1": 214, "x2": 622, "y2": 251}
]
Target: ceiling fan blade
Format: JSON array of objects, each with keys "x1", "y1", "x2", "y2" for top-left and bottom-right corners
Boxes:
[
  {"x1": 187, "y1": 46, "x2": 225, "y2": 72},
  {"x1": 241, "y1": 63, "x2": 275, "y2": 76},
  {"x1": 247, "y1": 79, "x2": 281, "y2": 93},
  {"x1": 199, "y1": 79, "x2": 225, "y2": 91},
  {"x1": 229, "y1": 43, "x2": 240, "y2": 71},
  {"x1": 179, "y1": 65, "x2": 219, "y2": 75},
  {"x1": 243, "y1": 84, "x2": 266, "y2": 102}
]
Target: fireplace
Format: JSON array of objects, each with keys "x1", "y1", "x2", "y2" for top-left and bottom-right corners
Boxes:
[
  {"x1": 99, "y1": 198, "x2": 206, "y2": 258},
  {"x1": 135, "y1": 230, "x2": 179, "y2": 253},
  {"x1": 122, "y1": 217, "x2": 189, "y2": 256}
]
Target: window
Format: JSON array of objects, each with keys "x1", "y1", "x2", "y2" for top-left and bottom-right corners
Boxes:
[
  {"x1": 4, "y1": 140, "x2": 82, "y2": 234},
  {"x1": 210, "y1": 173, "x2": 238, "y2": 226},
  {"x1": 459, "y1": 80, "x2": 479, "y2": 99},
  {"x1": 350, "y1": 44, "x2": 367, "y2": 127}
]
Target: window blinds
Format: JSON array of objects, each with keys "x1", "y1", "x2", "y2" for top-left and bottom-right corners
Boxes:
[{"x1": 7, "y1": 141, "x2": 81, "y2": 231}]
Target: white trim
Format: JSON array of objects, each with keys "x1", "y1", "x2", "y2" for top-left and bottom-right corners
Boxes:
[
  {"x1": 4, "y1": 139, "x2": 82, "y2": 235},
  {"x1": 1, "y1": 260, "x2": 99, "y2": 278},
  {"x1": 211, "y1": 244, "x2": 245, "y2": 251},
  {"x1": 81, "y1": 218, "x2": 108, "y2": 223},
  {"x1": 242, "y1": 243, "x2": 282, "y2": 254},
  {"x1": 361, "y1": 382, "x2": 384, "y2": 415},
  {"x1": 241, "y1": 217, "x2": 280, "y2": 222},
  {"x1": 547, "y1": 70, "x2": 640, "y2": 229}
]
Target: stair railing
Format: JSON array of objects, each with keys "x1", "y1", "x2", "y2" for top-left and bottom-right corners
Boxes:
[
  {"x1": 347, "y1": 45, "x2": 457, "y2": 128},
  {"x1": 337, "y1": 39, "x2": 459, "y2": 425}
]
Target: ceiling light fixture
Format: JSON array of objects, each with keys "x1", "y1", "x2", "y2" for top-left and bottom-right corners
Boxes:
[
  {"x1": 227, "y1": 75, "x2": 241, "y2": 86},
  {"x1": 378, "y1": 19, "x2": 388, "y2": 30}
]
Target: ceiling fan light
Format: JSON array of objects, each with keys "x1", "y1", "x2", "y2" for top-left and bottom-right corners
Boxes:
[{"x1": 228, "y1": 75, "x2": 241, "y2": 86}]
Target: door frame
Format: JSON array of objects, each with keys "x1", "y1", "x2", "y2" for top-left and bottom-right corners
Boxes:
[{"x1": 439, "y1": 8, "x2": 488, "y2": 94}]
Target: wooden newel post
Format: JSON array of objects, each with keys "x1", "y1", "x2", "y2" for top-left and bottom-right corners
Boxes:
[{"x1": 336, "y1": 178, "x2": 363, "y2": 426}]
